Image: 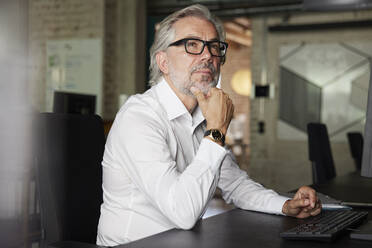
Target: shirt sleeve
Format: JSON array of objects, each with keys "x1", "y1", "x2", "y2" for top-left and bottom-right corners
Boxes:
[
  {"x1": 109, "y1": 103, "x2": 227, "y2": 229},
  {"x1": 218, "y1": 151, "x2": 289, "y2": 215}
]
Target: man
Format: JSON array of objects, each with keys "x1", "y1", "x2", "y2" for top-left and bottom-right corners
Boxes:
[{"x1": 97, "y1": 4, "x2": 321, "y2": 246}]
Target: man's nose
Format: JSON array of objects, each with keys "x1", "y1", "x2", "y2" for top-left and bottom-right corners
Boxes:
[{"x1": 200, "y1": 44, "x2": 212, "y2": 60}]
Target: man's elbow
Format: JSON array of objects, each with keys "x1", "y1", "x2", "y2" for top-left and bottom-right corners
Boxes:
[
  {"x1": 174, "y1": 215, "x2": 198, "y2": 230},
  {"x1": 176, "y1": 220, "x2": 197, "y2": 230},
  {"x1": 169, "y1": 201, "x2": 203, "y2": 230}
]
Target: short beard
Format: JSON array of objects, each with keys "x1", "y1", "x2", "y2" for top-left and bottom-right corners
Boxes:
[{"x1": 169, "y1": 62, "x2": 219, "y2": 97}]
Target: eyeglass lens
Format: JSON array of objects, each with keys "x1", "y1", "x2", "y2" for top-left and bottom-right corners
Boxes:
[{"x1": 185, "y1": 40, "x2": 226, "y2": 56}]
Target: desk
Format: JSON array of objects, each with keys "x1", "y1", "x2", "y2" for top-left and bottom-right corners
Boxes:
[
  {"x1": 311, "y1": 172, "x2": 372, "y2": 203},
  {"x1": 50, "y1": 173, "x2": 372, "y2": 248}
]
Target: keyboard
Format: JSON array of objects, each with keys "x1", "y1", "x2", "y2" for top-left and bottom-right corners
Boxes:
[{"x1": 280, "y1": 210, "x2": 369, "y2": 242}]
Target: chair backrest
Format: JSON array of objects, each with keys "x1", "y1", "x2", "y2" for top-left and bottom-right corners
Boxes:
[
  {"x1": 307, "y1": 123, "x2": 336, "y2": 184},
  {"x1": 37, "y1": 113, "x2": 105, "y2": 245},
  {"x1": 347, "y1": 132, "x2": 363, "y2": 170}
]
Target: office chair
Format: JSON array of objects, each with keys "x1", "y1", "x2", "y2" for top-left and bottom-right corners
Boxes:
[
  {"x1": 347, "y1": 132, "x2": 363, "y2": 170},
  {"x1": 307, "y1": 123, "x2": 336, "y2": 185},
  {"x1": 36, "y1": 113, "x2": 105, "y2": 246}
]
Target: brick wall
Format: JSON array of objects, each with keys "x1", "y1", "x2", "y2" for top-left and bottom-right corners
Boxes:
[
  {"x1": 104, "y1": 0, "x2": 118, "y2": 118},
  {"x1": 221, "y1": 44, "x2": 251, "y2": 139},
  {"x1": 221, "y1": 44, "x2": 251, "y2": 170}
]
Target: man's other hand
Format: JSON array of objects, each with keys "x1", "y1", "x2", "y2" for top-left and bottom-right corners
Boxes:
[
  {"x1": 190, "y1": 86, "x2": 234, "y2": 135},
  {"x1": 282, "y1": 186, "x2": 322, "y2": 218}
]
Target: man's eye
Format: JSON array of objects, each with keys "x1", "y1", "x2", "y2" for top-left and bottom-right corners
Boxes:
[
  {"x1": 187, "y1": 41, "x2": 198, "y2": 47},
  {"x1": 210, "y1": 43, "x2": 219, "y2": 50}
]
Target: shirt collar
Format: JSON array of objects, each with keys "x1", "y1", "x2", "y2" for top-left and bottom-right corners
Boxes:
[
  {"x1": 154, "y1": 77, "x2": 189, "y2": 121},
  {"x1": 154, "y1": 78, "x2": 205, "y2": 128}
]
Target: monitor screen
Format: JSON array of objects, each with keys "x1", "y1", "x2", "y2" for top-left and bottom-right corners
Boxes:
[
  {"x1": 53, "y1": 91, "x2": 96, "y2": 115},
  {"x1": 361, "y1": 63, "x2": 372, "y2": 178}
]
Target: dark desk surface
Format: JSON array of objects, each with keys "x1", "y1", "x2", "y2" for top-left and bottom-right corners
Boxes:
[
  {"x1": 311, "y1": 172, "x2": 372, "y2": 203},
  {"x1": 50, "y1": 173, "x2": 372, "y2": 248}
]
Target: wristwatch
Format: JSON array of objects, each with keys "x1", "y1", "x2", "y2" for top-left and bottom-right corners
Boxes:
[{"x1": 204, "y1": 129, "x2": 225, "y2": 146}]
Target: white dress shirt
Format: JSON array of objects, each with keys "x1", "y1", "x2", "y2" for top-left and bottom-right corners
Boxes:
[{"x1": 96, "y1": 78, "x2": 289, "y2": 246}]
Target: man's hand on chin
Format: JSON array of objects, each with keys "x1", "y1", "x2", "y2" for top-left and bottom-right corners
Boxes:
[{"x1": 282, "y1": 186, "x2": 322, "y2": 218}]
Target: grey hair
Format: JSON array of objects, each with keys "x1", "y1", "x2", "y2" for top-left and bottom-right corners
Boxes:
[{"x1": 148, "y1": 4, "x2": 226, "y2": 87}]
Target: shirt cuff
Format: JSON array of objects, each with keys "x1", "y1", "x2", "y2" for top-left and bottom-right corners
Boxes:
[
  {"x1": 270, "y1": 195, "x2": 291, "y2": 215},
  {"x1": 194, "y1": 138, "x2": 227, "y2": 174}
]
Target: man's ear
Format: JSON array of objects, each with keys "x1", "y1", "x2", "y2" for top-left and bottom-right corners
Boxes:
[{"x1": 156, "y1": 51, "x2": 169, "y2": 74}]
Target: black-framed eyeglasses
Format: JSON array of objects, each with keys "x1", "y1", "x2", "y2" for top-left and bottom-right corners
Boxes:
[{"x1": 168, "y1": 38, "x2": 228, "y2": 57}]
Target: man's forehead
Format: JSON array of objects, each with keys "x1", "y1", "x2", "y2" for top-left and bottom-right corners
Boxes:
[{"x1": 172, "y1": 16, "x2": 218, "y2": 40}]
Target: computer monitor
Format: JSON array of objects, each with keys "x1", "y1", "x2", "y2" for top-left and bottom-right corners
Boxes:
[
  {"x1": 361, "y1": 63, "x2": 372, "y2": 178},
  {"x1": 53, "y1": 91, "x2": 96, "y2": 115}
]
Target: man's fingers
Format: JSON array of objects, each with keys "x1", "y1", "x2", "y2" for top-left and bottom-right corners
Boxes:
[
  {"x1": 306, "y1": 199, "x2": 321, "y2": 215},
  {"x1": 190, "y1": 87, "x2": 206, "y2": 106},
  {"x1": 310, "y1": 207, "x2": 322, "y2": 216},
  {"x1": 289, "y1": 198, "x2": 310, "y2": 209},
  {"x1": 308, "y1": 189, "x2": 317, "y2": 208},
  {"x1": 295, "y1": 186, "x2": 317, "y2": 208},
  {"x1": 289, "y1": 187, "x2": 322, "y2": 218},
  {"x1": 293, "y1": 190, "x2": 302, "y2": 200}
]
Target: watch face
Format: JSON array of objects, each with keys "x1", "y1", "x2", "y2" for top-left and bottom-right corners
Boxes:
[{"x1": 211, "y1": 129, "x2": 222, "y2": 140}]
